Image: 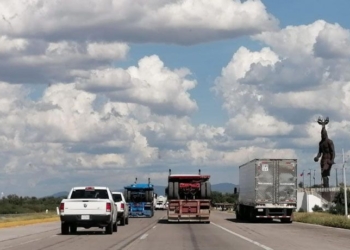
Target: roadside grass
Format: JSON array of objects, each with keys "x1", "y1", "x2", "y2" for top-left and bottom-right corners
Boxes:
[
  {"x1": 0, "y1": 213, "x2": 59, "y2": 228},
  {"x1": 293, "y1": 212, "x2": 350, "y2": 229}
]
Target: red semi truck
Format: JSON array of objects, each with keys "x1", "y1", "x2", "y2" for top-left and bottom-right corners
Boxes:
[{"x1": 165, "y1": 169, "x2": 211, "y2": 223}]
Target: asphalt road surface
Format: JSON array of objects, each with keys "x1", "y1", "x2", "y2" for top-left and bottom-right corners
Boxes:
[{"x1": 1, "y1": 210, "x2": 350, "y2": 250}]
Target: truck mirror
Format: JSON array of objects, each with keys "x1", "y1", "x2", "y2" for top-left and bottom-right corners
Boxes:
[{"x1": 234, "y1": 187, "x2": 237, "y2": 194}]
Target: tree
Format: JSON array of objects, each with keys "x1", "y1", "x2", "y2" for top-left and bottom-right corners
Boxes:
[{"x1": 328, "y1": 188, "x2": 350, "y2": 215}]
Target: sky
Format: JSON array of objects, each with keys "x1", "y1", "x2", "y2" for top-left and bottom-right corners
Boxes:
[{"x1": 1, "y1": 0, "x2": 350, "y2": 197}]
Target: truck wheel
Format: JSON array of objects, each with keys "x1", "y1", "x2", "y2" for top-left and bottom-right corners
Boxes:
[
  {"x1": 249, "y1": 208, "x2": 256, "y2": 222},
  {"x1": 201, "y1": 182, "x2": 206, "y2": 198},
  {"x1": 70, "y1": 225, "x2": 77, "y2": 234},
  {"x1": 113, "y1": 221, "x2": 118, "y2": 232},
  {"x1": 105, "y1": 222, "x2": 113, "y2": 234},
  {"x1": 201, "y1": 182, "x2": 211, "y2": 199},
  {"x1": 120, "y1": 216, "x2": 125, "y2": 226},
  {"x1": 205, "y1": 182, "x2": 211, "y2": 198},
  {"x1": 61, "y1": 223, "x2": 69, "y2": 235},
  {"x1": 127, "y1": 191, "x2": 131, "y2": 201},
  {"x1": 147, "y1": 191, "x2": 154, "y2": 202},
  {"x1": 126, "y1": 217, "x2": 129, "y2": 225},
  {"x1": 168, "y1": 182, "x2": 174, "y2": 199},
  {"x1": 281, "y1": 218, "x2": 293, "y2": 224},
  {"x1": 173, "y1": 182, "x2": 179, "y2": 199},
  {"x1": 123, "y1": 190, "x2": 128, "y2": 201}
]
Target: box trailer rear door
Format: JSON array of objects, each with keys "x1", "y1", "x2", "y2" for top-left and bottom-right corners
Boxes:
[
  {"x1": 277, "y1": 159, "x2": 297, "y2": 204},
  {"x1": 256, "y1": 160, "x2": 275, "y2": 203}
]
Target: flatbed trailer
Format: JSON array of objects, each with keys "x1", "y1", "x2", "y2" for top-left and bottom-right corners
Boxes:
[{"x1": 165, "y1": 169, "x2": 211, "y2": 223}]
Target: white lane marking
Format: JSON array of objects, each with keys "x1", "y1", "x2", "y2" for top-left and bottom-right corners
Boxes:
[
  {"x1": 152, "y1": 226, "x2": 157, "y2": 229},
  {"x1": 2, "y1": 238, "x2": 42, "y2": 249},
  {"x1": 210, "y1": 222, "x2": 274, "y2": 250},
  {"x1": 140, "y1": 233, "x2": 148, "y2": 240},
  {"x1": 21, "y1": 238, "x2": 41, "y2": 245}
]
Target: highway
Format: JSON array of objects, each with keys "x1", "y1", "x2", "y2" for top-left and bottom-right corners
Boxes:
[{"x1": 0, "y1": 211, "x2": 350, "y2": 250}]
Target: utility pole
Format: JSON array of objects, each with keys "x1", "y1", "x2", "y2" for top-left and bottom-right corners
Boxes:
[
  {"x1": 302, "y1": 170, "x2": 305, "y2": 188},
  {"x1": 313, "y1": 170, "x2": 316, "y2": 186},
  {"x1": 336, "y1": 168, "x2": 338, "y2": 187},
  {"x1": 342, "y1": 148, "x2": 348, "y2": 218},
  {"x1": 309, "y1": 169, "x2": 312, "y2": 188}
]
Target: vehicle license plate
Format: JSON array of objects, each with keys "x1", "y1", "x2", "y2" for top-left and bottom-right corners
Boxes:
[{"x1": 81, "y1": 215, "x2": 90, "y2": 220}]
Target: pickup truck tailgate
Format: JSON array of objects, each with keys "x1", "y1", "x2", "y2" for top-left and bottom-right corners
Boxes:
[{"x1": 63, "y1": 199, "x2": 110, "y2": 215}]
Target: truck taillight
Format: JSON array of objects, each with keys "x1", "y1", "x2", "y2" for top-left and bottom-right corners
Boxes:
[
  {"x1": 121, "y1": 203, "x2": 125, "y2": 209},
  {"x1": 59, "y1": 203, "x2": 64, "y2": 212},
  {"x1": 106, "y1": 202, "x2": 111, "y2": 212}
]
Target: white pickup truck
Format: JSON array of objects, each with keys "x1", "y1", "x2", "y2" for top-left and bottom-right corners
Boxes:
[
  {"x1": 59, "y1": 186, "x2": 118, "y2": 235},
  {"x1": 112, "y1": 191, "x2": 129, "y2": 226}
]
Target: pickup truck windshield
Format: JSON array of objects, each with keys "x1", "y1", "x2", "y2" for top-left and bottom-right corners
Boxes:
[
  {"x1": 70, "y1": 189, "x2": 109, "y2": 199},
  {"x1": 112, "y1": 194, "x2": 122, "y2": 202}
]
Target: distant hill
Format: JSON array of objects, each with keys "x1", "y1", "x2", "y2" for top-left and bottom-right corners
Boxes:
[
  {"x1": 51, "y1": 191, "x2": 69, "y2": 198},
  {"x1": 50, "y1": 183, "x2": 237, "y2": 198},
  {"x1": 211, "y1": 183, "x2": 238, "y2": 193}
]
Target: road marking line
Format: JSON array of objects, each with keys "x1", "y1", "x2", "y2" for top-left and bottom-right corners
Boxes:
[
  {"x1": 3, "y1": 238, "x2": 42, "y2": 249},
  {"x1": 152, "y1": 226, "x2": 156, "y2": 229},
  {"x1": 210, "y1": 222, "x2": 274, "y2": 250},
  {"x1": 140, "y1": 233, "x2": 148, "y2": 240},
  {"x1": 21, "y1": 238, "x2": 41, "y2": 245}
]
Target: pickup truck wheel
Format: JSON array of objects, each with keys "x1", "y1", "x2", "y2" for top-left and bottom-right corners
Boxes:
[
  {"x1": 70, "y1": 225, "x2": 77, "y2": 234},
  {"x1": 61, "y1": 223, "x2": 69, "y2": 235},
  {"x1": 105, "y1": 222, "x2": 113, "y2": 234},
  {"x1": 113, "y1": 221, "x2": 118, "y2": 232},
  {"x1": 120, "y1": 216, "x2": 125, "y2": 226}
]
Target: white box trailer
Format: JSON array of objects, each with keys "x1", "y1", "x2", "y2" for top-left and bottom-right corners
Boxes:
[{"x1": 234, "y1": 159, "x2": 297, "y2": 223}]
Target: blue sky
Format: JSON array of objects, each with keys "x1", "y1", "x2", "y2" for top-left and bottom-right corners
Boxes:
[
  {"x1": 111, "y1": 0, "x2": 350, "y2": 126},
  {"x1": 1, "y1": 0, "x2": 350, "y2": 196}
]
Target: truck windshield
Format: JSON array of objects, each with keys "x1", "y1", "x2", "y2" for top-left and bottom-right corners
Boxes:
[
  {"x1": 70, "y1": 189, "x2": 109, "y2": 199},
  {"x1": 129, "y1": 190, "x2": 146, "y2": 202},
  {"x1": 112, "y1": 194, "x2": 122, "y2": 202}
]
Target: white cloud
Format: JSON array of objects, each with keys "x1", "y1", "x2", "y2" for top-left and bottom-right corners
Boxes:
[
  {"x1": 0, "y1": 35, "x2": 28, "y2": 54},
  {"x1": 213, "y1": 19, "x2": 350, "y2": 178},
  {"x1": 0, "y1": 40, "x2": 130, "y2": 84},
  {"x1": 76, "y1": 55, "x2": 198, "y2": 116},
  {"x1": 0, "y1": 0, "x2": 278, "y2": 45}
]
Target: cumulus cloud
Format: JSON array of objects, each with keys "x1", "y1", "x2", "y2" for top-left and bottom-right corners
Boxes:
[
  {"x1": 0, "y1": 39, "x2": 129, "y2": 84},
  {"x1": 76, "y1": 55, "x2": 198, "y2": 116},
  {"x1": 0, "y1": 0, "x2": 278, "y2": 45},
  {"x1": 213, "y1": 19, "x2": 350, "y2": 178}
]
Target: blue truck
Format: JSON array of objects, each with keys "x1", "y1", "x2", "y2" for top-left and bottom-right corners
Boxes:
[{"x1": 123, "y1": 178, "x2": 155, "y2": 218}]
